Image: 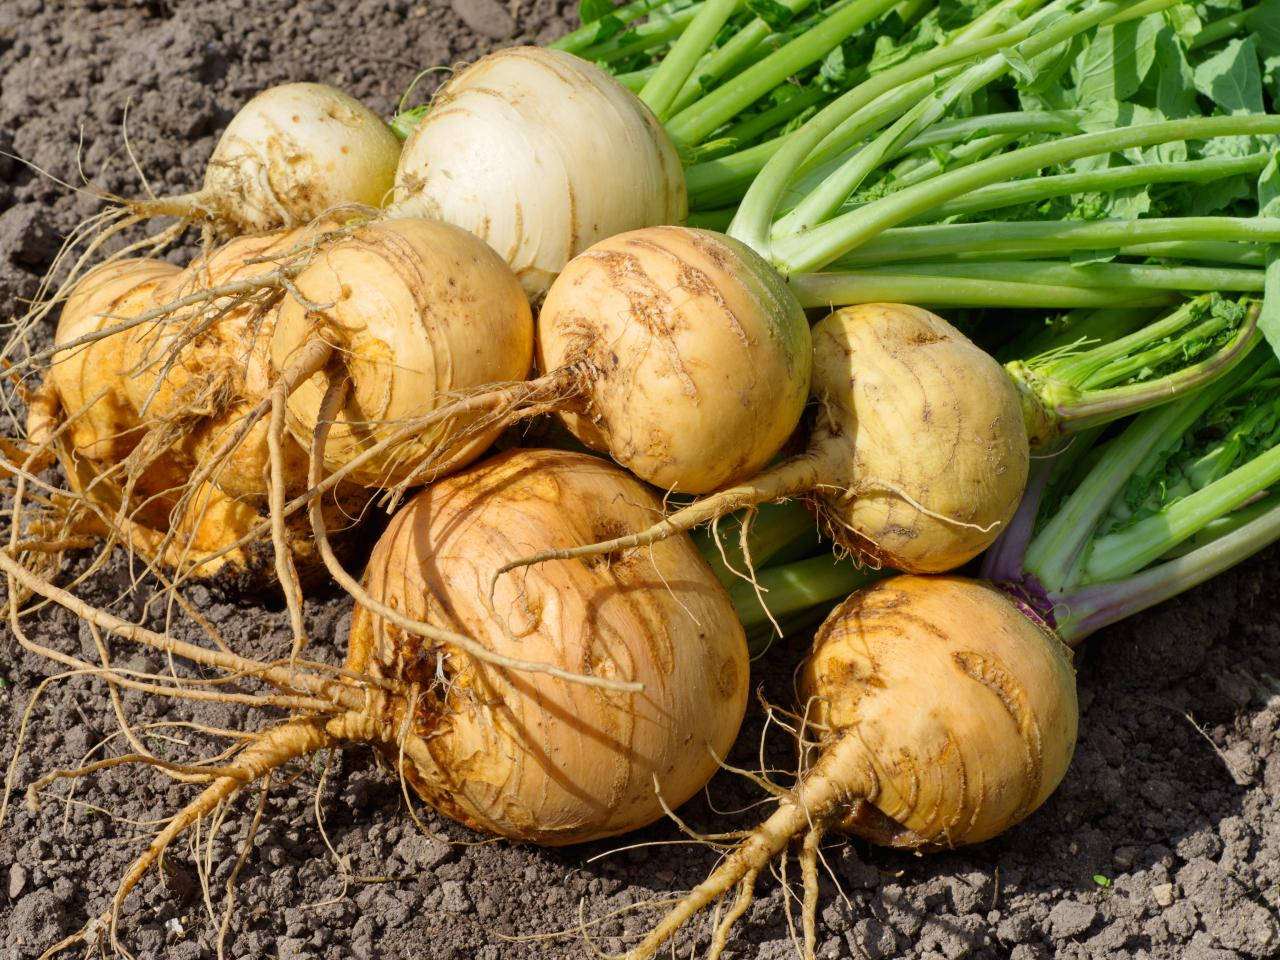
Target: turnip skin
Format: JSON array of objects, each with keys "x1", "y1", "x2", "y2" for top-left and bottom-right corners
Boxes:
[
  {"x1": 36, "y1": 258, "x2": 195, "y2": 537},
  {"x1": 47, "y1": 259, "x2": 181, "y2": 465},
  {"x1": 806, "y1": 303, "x2": 1029, "y2": 572},
  {"x1": 270, "y1": 218, "x2": 535, "y2": 487},
  {"x1": 538, "y1": 226, "x2": 812, "y2": 494},
  {"x1": 346, "y1": 448, "x2": 749, "y2": 844},
  {"x1": 146, "y1": 82, "x2": 402, "y2": 237},
  {"x1": 394, "y1": 47, "x2": 687, "y2": 300},
  {"x1": 625, "y1": 575, "x2": 1077, "y2": 960}
]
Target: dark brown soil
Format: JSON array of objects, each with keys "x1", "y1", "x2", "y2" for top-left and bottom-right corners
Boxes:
[{"x1": 2, "y1": 3, "x2": 1279, "y2": 959}]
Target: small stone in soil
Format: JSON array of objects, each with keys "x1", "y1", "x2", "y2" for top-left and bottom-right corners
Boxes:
[
  {"x1": 8, "y1": 863, "x2": 28, "y2": 899},
  {"x1": 450, "y1": 0, "x2": 515, "y2": 39}
]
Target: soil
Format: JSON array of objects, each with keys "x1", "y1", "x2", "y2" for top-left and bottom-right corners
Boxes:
[{"x1": 1, "y1": 2, "x2": 1279, "y2": 959}]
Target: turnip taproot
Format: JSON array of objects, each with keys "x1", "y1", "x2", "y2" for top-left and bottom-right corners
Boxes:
[
  {"x1": 6, "y1": 448, "x2": 749, "y2": 953},
  {"x1": 621, "y1": 574, "x2": 1077, "y2": 960}
]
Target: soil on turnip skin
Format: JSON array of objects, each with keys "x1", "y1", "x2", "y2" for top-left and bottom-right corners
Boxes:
[{"x1": 1, "y1": 3, "x2": 1279, "y2": 958}]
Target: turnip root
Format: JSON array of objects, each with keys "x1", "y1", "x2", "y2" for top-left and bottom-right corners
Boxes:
[
  {"x1": 270, "y1": 216, "x2": 534, "y2": 486},
  {"x1": 505, "y1": 302, "x2": 1027, "y2": 578},
  {"x1": 13, "y1": 448, "x2": 749, "y2": 953},
  {"x1": 391, "y1": 47, "x2": 686, "y2": 299},
  {"x1": 344, "y1": 448, "x2": 748, "y2": 842},
  {"x1": 138, "y1": 82, "x2": 401, "y2": 236},
  {"x1": 623, "y1": 574, "x2": 1078, "y2": 960},
  {"x1": 361, "y1": 225, "x2": 812, "y2": 498}
]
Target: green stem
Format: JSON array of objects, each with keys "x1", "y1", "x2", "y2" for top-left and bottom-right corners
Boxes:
[
  {"x1": 772, "y1": 115, "x2": 1280, "y2": 274},
  {"x1": 1062, "y1": 298, "x2": 1254, "y2": 388},
  {"x1": 1019, "y1": 301, "x2": 1261, "y2": 441},
  {"x1": 789, "y1": 273, "x2": 1179, "y2": 310},
  {"x1": 773, "y1": 0, "x2": 1110, "y2": 238},
  {"x1": 683, "y1": 0, "x2": 1027, "y2": 207},
  {"x1": 1157, "y1": 490, "x2": 1280, "y2": 560},
  {"x1": 665, "y1": 0, "x2": 901, "y2": 148},
  {"x1": 697, "y1": 499, "x2": 816, "y2": 584},
  {"x1": 1115, "y1": 242, "x2": 1264, "y2": 267},
  {"x1": 882, "y1": 133, "x2": 1022, "y2": 190},
  {"x1": 1056, "y1": 498, "x2": 1280, "y2": 643},
  {"x1": 730, "y1": 553, "x2": 881, "y2": 636},
  {"x1": 715, "y1": 83, "x2": 829, "y2": 151},
  {"x1": 614, "y1": 66, "x2": 658, "y2": 92},
  {"x1": 725, "y1": 5, "x2": 1046, "y2": 254},
  {"x1": 914, "y1": 153, "x2": 1272, "y2": 223},
  {"x1": 579, "y1": 5, "x2": 701, "y2": 63},
  {"x1": 1188, "y1": 9, "x2": 1251, "y2": 50},
  {"x1": 640, "y1": 0, "x2": 741, "y2": 120},
  {"x1": 846, "y1": 261, "x2": 1264, "y2": 292},
  {"x1": 693, "y1": 72, "x2": 955, "y2": 210},
  {"x1": 898, "y1": 110, "x2": 1084, "y2": 153},
  {"x1": 1024, "y1": 358, "x2": 1257, "y2": 592},
  {"x1": 1084, "y1": 431, "x2": 1280, "y2": 583},
  {"x1": 551, "y1": 0, "x2": 675, "y2": 54},
  {"x1": 832, "y1": 218, "x2": 1280, "y2": 266},
  {"x1": 668, "y1": 0, "x2": 817, "y2": 117}
]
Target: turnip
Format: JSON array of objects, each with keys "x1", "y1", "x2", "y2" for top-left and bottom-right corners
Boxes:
[
  {"x1": 620, "y1": 574, "x2": 1078, "y2": 960},
  {"x1": 268, "y1": 217, "x2": 534, "y2": 488},
  {"x1": 131, "y1": 82, "x2": 402, "y2": 236},
  {"x1": 391, "y1": 47, "x2": 686, "y2": 300},
  {"x1": 4, "y1": 448, "x2": 749, "y2": 953},
  {"x1": 24, "y1": 257, "x2": 216, "y2": 560}
]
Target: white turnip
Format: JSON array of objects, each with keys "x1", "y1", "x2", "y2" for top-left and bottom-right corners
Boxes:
[{"x1": 392, "y1": 47, "x2": 686, "y2": 300}]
